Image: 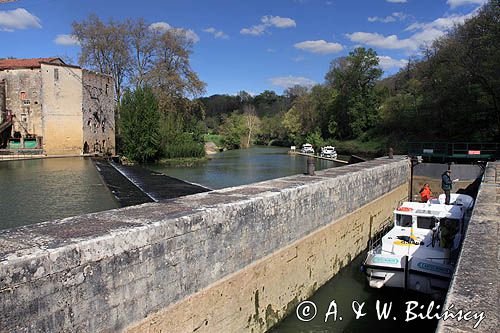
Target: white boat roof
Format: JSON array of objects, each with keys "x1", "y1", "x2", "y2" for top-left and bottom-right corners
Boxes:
[
  {"x1": 303, "y1": 143, "x2": 312, "y2": 147},
  {"x1": 395, "y1": 201, "x2": 465, "y2": 219},
  {"x1": 323, "y1": 146, "x2": 335, "y2": 149}
]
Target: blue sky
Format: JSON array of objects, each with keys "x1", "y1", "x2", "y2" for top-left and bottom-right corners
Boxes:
[{"x1": 0, "y1": 0, "x2": 487, "y2": 96}]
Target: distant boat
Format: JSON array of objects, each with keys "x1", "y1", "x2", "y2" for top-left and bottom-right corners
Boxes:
[
  {"x1": 320, "y1": 146, "x2": 337, "y2": 159},
  {"x1": 363, "y1": 193, "x2": 474, "y2": 298},
  {"x1": 301, "y1": 143, "x2": 314, "y2": 154}
]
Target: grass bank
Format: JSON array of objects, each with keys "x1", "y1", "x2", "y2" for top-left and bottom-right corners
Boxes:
[
  {"x1": 157, "y1": 156, "x2": 208, "y2": 167},
  {"x1": 203, "y1": 134, "x2": 224, "y2": 147}
]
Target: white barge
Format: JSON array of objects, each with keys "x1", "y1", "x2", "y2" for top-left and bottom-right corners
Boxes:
[{"x1": 363, "y1": 193, "x2": 474, "y2": 298}]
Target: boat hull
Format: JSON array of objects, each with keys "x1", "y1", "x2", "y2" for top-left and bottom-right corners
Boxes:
[{"x1": 364, "y1": 252, "x2": 453, "y2": 298}]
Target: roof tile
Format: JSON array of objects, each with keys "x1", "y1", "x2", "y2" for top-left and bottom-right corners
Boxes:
[{"x1": 0, "y1": 58, "x2": 65, "y2": 70}]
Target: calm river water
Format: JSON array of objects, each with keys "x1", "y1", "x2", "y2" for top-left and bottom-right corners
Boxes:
[
  {"x1": 272, "y1": 253, "x2": 440, "y2": 332},
  {"x1": 148, "y1": 146, "x2": 341, "y2": 189},
  {"x1": 0, "y1": 157, "x2": 118, "y2": 230}
]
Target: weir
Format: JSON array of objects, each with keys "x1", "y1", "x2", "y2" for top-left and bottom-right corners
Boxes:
[{"x1": 0, "y1": 158, "x2": 410, "y2": 332}]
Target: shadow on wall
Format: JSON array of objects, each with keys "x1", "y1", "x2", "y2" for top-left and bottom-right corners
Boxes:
[
  {"x1": 412, "y1": 163, "x2": 484, "y2": 200},
  {"x1": 456, "y1": 177, "x2": 482, "y2": 199}
]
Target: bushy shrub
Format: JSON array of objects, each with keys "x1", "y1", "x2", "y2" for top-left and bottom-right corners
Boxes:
[{"x1": 119, "y1": 87, "x2": 160, "y2": 163}]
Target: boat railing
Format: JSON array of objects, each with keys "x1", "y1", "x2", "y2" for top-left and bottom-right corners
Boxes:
[{"x1": 368, "y1": 217, "x2": 393, "y2": 252}]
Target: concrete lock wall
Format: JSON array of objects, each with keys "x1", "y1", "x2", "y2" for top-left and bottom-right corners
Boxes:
[{"x1": 0, "y1": 158, "x2": 410, "y2": 332}]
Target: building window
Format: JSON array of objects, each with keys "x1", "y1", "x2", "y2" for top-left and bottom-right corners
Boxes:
[{"x1": 54, "y1": 68, "x2": 59, "y2": 81}]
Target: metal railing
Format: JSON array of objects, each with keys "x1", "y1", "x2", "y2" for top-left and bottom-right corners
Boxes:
[
  {"x1": 368, "y1": 217, "x2": 393, "y2": 252},
  {"x1": 408, "y1": 142, "x2": 499, "y2": 160}
]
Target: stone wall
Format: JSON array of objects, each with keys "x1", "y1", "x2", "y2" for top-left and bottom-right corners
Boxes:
[
  {"x1": 0, "y1": 79, "x2": 6, "y2": 121},
  {"x1": 40, "y1": 64, "x2": 84, "y2": 155},
  {"x1": 436, "y1": 162, "x2": 499, "y2": 333},
  {"x1": 82, "y1": 70, "x2": 115, "y2": 155},
  {"x1": 0, "y1": 158, "x2": 410, "y2": 332},
  {"x1": 0, "y1": 68, "x2": 43, "y2": 137},
  {"x1": 0, "y1": 64, "x2": 115, "y2": 156}
]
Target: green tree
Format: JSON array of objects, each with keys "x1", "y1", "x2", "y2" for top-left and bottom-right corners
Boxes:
[
  {"x1": 326, "y1": 47, "x2": 383, "y2": 138},
  {"x1": 219, "y1": 112, "x2": 246, "y2": 149},
  {"x1": 282, "y1": 106, "x2": 302, "y2": 144},
  {"x1": 119, "y1": 87, "x2": 160, "y2": 162},
  {"x1": 304, "y1": 131, "x2": 325, "y2": 150}
]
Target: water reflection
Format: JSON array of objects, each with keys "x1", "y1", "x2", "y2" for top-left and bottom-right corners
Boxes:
[
  {"x1": 0, "y1": 158, "x2": 118, "y2": 230},
  {"x1": 272, "y1": 253, "x2": 440, "y2": 332}
]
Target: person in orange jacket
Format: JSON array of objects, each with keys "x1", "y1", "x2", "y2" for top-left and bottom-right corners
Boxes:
[{"x1": 419, "y1": 183, "x2": 432, "y2": 202}]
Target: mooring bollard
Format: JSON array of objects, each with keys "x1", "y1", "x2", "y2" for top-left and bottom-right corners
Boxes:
[
  {"x1": 389, "y1": 147, "x2": 394, "y2": 159},
  {"x1": 307, "y1": 156, "x2": 315, "y2": 176}
]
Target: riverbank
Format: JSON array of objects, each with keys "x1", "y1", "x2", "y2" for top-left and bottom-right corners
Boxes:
[
  {"x1": 157, "y1": 156, "x2": 208, "y2": 167},
  {"x1": 206, "y1": 136, "x2": 396, "y2": 159},
  {"x1": 332, "y1": 138, "x2": 389, "y2": 158}
]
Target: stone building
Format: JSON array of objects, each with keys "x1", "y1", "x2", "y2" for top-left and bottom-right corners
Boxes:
[{"x1": 0, "y1": 58, "x2": 115, "y2": 155}]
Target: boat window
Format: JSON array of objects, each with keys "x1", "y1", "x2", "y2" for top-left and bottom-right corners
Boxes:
[
  {"x1": 417, "y1": 216, "x2": 436, "y2": 229},
  {"x1": 396, "y1": 214, "x2": 412, "y2": 227}
]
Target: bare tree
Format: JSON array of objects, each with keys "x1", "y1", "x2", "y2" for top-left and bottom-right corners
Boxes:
[
  {"x1": 243, "y1": 105, "x2": 260, "y2": 148},
  {"x1": 73, "y1": 15, "x2": 130, "y2": 101},
  {"x1": 127, "y1": 18, "x2": 155, "y2": 88}
]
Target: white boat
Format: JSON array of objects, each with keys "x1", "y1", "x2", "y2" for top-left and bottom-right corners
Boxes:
[
  {"x1": 301, "y1": 143, "x2": 314, "y2": 154},
  {"x1": 363, "y1": 193, "x2": 474, "y2": 298},
  {"x1": 320, "y1": 146, "x2": 338, "y2": 159}
]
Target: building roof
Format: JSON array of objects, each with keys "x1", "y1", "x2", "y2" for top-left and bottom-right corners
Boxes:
[{"x1": 0, "y1": 58, "x2": 66, "y2": 70}]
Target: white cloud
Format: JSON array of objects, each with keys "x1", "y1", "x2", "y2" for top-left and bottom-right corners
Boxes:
[
  {"x1": 346, "y1": 32, "x2": 416, "y2": 50},
  {"x1": 294, "y1": 40, "x2": 343, "y2": 54},
  {"x1": 368, "y1": 12, "x2": 407, "y2": 23},
  {"x1": 241, "y1": 15, "x2": 296, "y2": 36},
  {"x1": 368, "y1": 16, "x2": 396, "y2": 23},
  {"x1": 261, "y1": 15, "x2": 296, "y2": 28},
  {"x1": 348, "y1": 7, "x2": 480, "y2": 53},
  {"x1": 269, "y1": 76, "x2": 316, "y2": 89},
  {"x1": 386, "y1": 0, "x2": 407, "y2": 3},
  {"x1": 149, "y1": 22, "x2": 172, "y2": 32},
  {"x1": 447, "y1": 0, "x2": 487, "y2": 9},
  {"x1": 182, "y1": 29, "x2": 200, "y2": 43},
  {"x1": 404, "y1": 12, "x2": 476, "y2": 31},
  {"x1": 203, "y1": 27, "x2": 228, "y2": 39},
  {"x1": 149, "y1": 22, "x2": 199, "y2": 43},
  {"x1": 0, "y1": 8, "x2": 41, "y2": 32},
  {"x1": 240, "y1": 24, "x2": 267, "y2": 36},
  {"x1": 54, "y1": 34, "x2": 80, "y2": 46},
  {"x1": 377, "y1": 55, "x2": 408, "y2": 70}
]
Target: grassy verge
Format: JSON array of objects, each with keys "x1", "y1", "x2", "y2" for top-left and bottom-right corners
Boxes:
[
  {"x1": 203, "y1": 134, "x2": 224, "y2": 147},
  {"x1": 157, "y1": 156, "x2": 208, "y2": 167}
]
